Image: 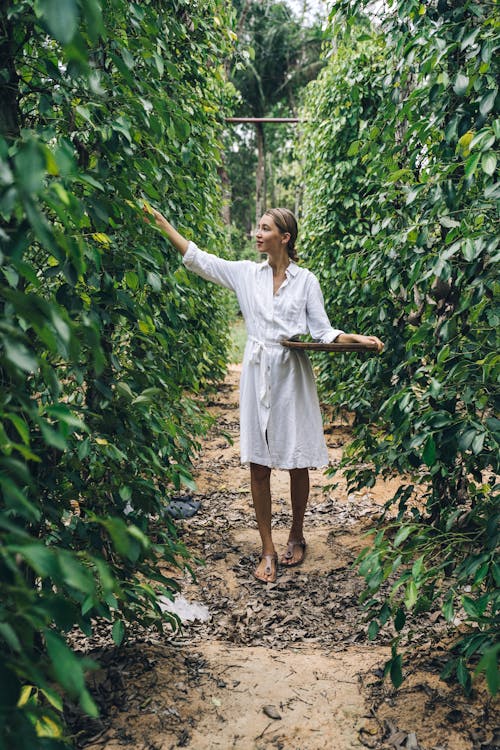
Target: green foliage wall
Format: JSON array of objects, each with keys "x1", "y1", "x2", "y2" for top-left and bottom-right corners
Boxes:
[
  {"x1": 300, "y1": 0, "x2": 499, "y2": 694},
  {"x1": 0, "y1": 1, "x2": 234, "y2": 745}
]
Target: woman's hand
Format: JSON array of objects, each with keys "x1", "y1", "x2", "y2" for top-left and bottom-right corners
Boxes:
[
  {"x1": 142, "y1": 203, "x2": 166, "y2": 230},
  {"x1": 142, "y1": 204, "x2": 189, "y2": 255},
  {"x1": 149, "y1": 207, "x2": 169, "y2": 232},
  {"x1": 335, "y1": 333, "x2": 385, "y2": 353},
  {"x1": 361, "y1": 335, "x2": 384, "y2": 353}
]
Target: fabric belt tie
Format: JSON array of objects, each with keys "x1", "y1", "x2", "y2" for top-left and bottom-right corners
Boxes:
[{"x1": 248, "y1": 336, "x2": 289, "y2": 409}]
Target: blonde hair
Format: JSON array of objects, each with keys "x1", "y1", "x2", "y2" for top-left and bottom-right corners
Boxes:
[{"x1": 264, "y1": 207, "x2": 299, "y2": 261}]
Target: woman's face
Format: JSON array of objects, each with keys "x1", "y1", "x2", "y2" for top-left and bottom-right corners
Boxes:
[{"x1": 255, "y1": 214, "x2": 288, "y2": 255}]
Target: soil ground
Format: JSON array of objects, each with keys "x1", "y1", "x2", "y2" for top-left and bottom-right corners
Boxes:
[{"x1": 71, "y1": 365, "x2": 499, "y2": 750}]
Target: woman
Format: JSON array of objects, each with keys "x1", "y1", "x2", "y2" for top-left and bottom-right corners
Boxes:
[{"x1": 149, "y1": 206, "x2": 384, "y2": 583}]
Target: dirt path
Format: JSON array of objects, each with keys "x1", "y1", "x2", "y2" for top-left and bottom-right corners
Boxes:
[{"x1": 76, "y1": 366, "x2": 498, "y2": 750}]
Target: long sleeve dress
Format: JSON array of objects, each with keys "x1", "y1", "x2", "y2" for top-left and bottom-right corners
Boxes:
[{"x1": 183, "y1": 241, "x2": 344, "y2": 469}]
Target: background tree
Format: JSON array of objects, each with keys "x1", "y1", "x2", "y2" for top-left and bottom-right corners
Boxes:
[{"x1": 228, "y1": 0, "x2": 325, "y2": 232}]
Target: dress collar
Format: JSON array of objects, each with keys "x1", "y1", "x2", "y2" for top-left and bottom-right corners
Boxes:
[{"x1": 258, "y1": 259, "x2": 299, "y2": 277}]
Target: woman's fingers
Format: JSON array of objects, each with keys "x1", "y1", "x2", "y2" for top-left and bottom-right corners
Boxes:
[
  {"x1": 362, "y1": 335, "x2": 384, "y2": 352},
  {"x1": 143, "y1": 205, "x2": 165, "y2": 230},
  {"x1": 370, "y1": 336, "x2": 385, "y2": 353}
]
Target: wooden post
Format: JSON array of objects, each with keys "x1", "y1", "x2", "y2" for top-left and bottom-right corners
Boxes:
[{"x1": 225, "y1": 117, "x2": 302, "y2": 123}]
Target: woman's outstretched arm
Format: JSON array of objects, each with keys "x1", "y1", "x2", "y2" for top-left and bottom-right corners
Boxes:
[
  {"x1": 145, "y1": 204, "x2": 243, "y2": 293},
  {"x1": 146, "y1": 206, "x2": 189, "y2": 255}
]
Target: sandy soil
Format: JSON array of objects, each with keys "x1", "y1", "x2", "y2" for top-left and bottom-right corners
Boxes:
[{"x1": 73, "y1": 365, "x2": 499, "y2": 750}]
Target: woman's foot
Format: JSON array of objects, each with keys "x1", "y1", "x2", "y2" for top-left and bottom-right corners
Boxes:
[
  {"x1": 280, "y1": 539, "x2": 306, "y2": 567},
  {"x1": 254, "y1": 553, "x2": 278, "y2": 583}
]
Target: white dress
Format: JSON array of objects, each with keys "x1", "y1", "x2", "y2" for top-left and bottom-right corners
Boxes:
[{"x1": 183, "y1": 242, "x2": 344, "y2": 469}]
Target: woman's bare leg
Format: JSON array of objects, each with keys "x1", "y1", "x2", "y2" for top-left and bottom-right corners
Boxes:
[
  {"x1": 280, "y1": 468, "x2": 309, "y2": 565},
  {"x1": 250, "y1": 462, "x2": 276, "y2": 581}
]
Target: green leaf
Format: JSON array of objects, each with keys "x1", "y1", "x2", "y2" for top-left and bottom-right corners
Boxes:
[
  {"x1": 5, "y1": 414, "x2": 30, "y2": 445},
  {"x1": 81, "y1": 0, "x2": 105, "y2": 43},
  {"x1": 481, "y1": 152, "x2": 497, "y2": 176},
  {"x1": 411, "y1": 555, "x2": 424, "y2": 579},
  {"x1": 367, "y1": 620, "x2": 379, "y2": 640},
  {"x1": 79, "y1": 687, "x2": 99, "y2": 717},
  {"x1": 394, "y1": 524, "x2": 417, "y2": 547},
  {"x1": 379, "y1": 603, "x2": 391, "y2": 626},
  {"x1": 40, "y1": 687, "x2": 64, "y2": 712},
  {"x1": 15, "y1": 543, "x2": 59, "y2": 578},
  {"x1": 0, "y1": 477, "x2": 40, "y2": 521},
  {"x1": 147, "y1": 271, "x2": 162, "y2": 291},
  {"x1": 461, "y1": 596, "x2": 480, "y2": 618},
  {"x1": 475, "y1": 645, "x2": 500, "y2": 696},
  {"x1": 125, "y1": 271, "x2": 139, "y2": 290},
  {"x1": 3, "y1": 339, "x2": 38, "y2": 373},
  {"x1": 473, "y1": 562, "x2": 489, "y2": 585},
  {"x1": 453, "y1": 74, "x2": 469, "y2": 97},
  {"x1": 153, "y1": 51, "x2": 164, "y2": 77},
  {"x1": 347, "y1": 141, "x2": 360, "y2": 156},
  {"x1": 479, "y1": 89, "x2": 497, "y2": 117},
  {"x1": 45, "y1": 404, "x2": 86, "y2": 431},
  {"x1": 439, "y1": 216, "x2": 459, "y2": 229},
  {"x1": 464, "y1": 152, "x2": 481, "y2": 179},
  {"x1": 23, "y1": 197, "x2": 60, "y2": 254},
  {"x1": 460, "y1": 27, "x2": 480, "y2": 50},
  {"x1": 492, "y1": 562, "x2": 500, "y2": 587},
  {"x1": 404, "y1": 580, "x2": 418, "y2": 610},
  {"x1": 456, "y1": 658, "x2": 471, "y2": 693},
  {"x1": 14, "y1": 140, "x2": 46, "y2": 194},
  {"x1": 115, "y1": 382, "x2": 134, "y2": 400},
  {"x1": 461, "y1": 239, "x2": 481, "y2": 262},
  {"x1": 173, "y1": 117, "x2": 191, "y2": 141},
  {"x1": 459, "y1": 427, "x2": 476, "y2": 451},
  {"x1": 389, "y1": 654, "x2": 403, "y2": 688},
  {"x1": 121, "y1": 48, "x2": 135, "y2": 70},
  {"x1": 422, "y1": 435, "x2": 436, "y2": 467},
  {"x1": 484, "y1": 181, "x2": 500, "y2": 199},
  {"x1": 39, "y1": 421, "x2": 67, "y2": 451},
  {"x1": 406, "y1": 185, "x2": 424, "y2": 205},
  {"x1": 0, "y1": 622, "x2": 22, "y2": 652},
  {"x1": 471, "y1": 432, "x2": 485, "y2": 454},
  {"x1": 37, "y1": 0, "x2": 80, "y2": 45},
  {"x1": 112, "y1": 619, "x2": 125, "y2": 646},
  {"x1": 58, "y1": 551, "x2": 95, "y2": 594},
  {"x1": 394, "y1": 607, "x2": 406, "y2": 632},
  {"x1": 44, "y1": 630, "x2": 85, "y2": 696},
  {"x1": 102, "y1": 518, "x2": 133, "y2": 558}
]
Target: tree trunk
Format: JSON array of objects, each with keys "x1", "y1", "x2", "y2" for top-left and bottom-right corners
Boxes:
[
  {"x1": 0, "y1": 9, "x2": 20, "y2": 140},
  {"x1": 268, "y1": 150, "x2": 276, "y2": 208},
  {"x1": 255, "y1": 122, "x2": 266, "y2": 225}
]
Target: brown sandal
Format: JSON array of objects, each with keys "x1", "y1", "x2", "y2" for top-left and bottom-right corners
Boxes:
[
  {"x1": 254, "y1": 553, "x2": 278, "y2": 583},
  {"x1": 281, "y1": 539, "x2": 306, "y2": 567}
]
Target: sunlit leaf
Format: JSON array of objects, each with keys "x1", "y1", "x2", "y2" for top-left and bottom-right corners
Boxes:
[
  {"x1": 479, "y1": 89, "x2": 497, "y2": 117},
  {"x1": 481, "y1": 152, "x2": 497, "y2": 176}
]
